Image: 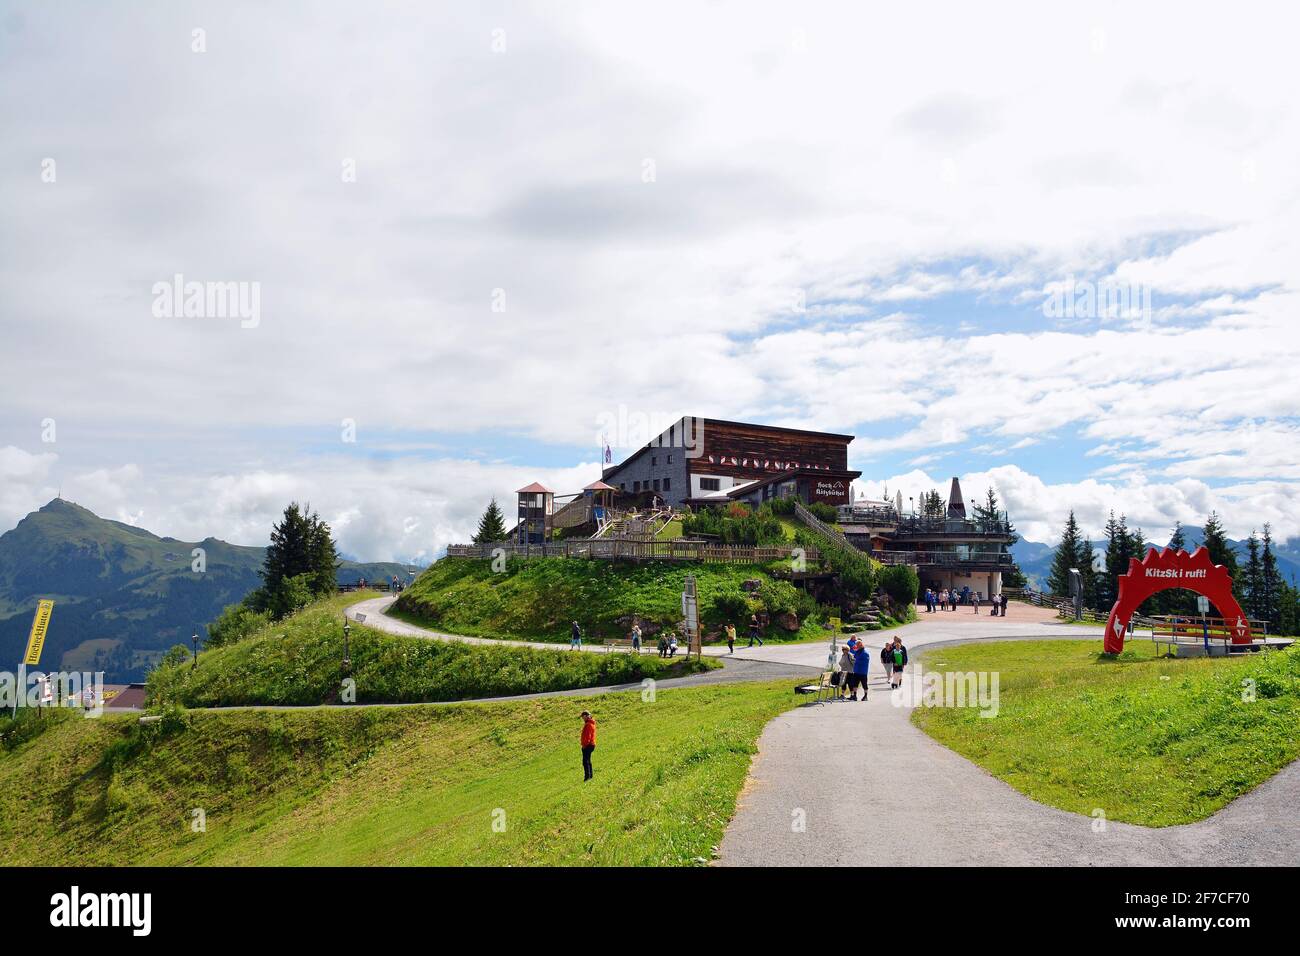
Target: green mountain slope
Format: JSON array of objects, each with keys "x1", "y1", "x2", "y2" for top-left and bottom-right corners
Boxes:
[
  {"x1": 0, "y1": 499, "x2": 416, "y2": 681},
  {"x1": 0, "y1": 680, "x2": 799, "y2": 865}
]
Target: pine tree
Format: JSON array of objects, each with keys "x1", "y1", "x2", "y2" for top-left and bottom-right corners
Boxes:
[
  {"x1": 254, "y1": 502, "x2": 339, "y2": 618},
  {"x1": 1048, "y1": 511, "x2": 1085, "y2": 597},
  {"x1": 1261, "y1": 524, "x2": 1281, "y2": 630},
  {"x1": 1244, "y1": 531, "x2": 1263, "y2": 620},
  {"x1": 1099, "y1": 512, "x2": 1129, "y2": 609},
  {"x1": 1080, "y1": 538, "x2": 1100, "y2": 608},
  {"x1": 1168, "y1": 521, "x2": 1186, "y2": 552},
  {"x1": 1201, "y1": 512, "x2": 1241, "y2": 601},
  {"x1": 974, "y1": 487, "x2": 1001, "y2": 533},
  {"x1": 922, "y1": 489, "x2": 946, "y2": 519},
  {"x1": 472, "y1": 498, "x2": 508, "y2": 543}
]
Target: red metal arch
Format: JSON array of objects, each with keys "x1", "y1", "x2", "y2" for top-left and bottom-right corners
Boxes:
[{"x1": 1103, "y1": 547, "x2": 1250, "y2": 654}]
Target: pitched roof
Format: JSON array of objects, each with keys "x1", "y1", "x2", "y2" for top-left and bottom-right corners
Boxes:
[
  {"x1": 516, "y1": 482, "x2": 553, "y2": 494},
  {"x1": 583, "y1": 480, "x2": 617, "y2": 491},
  {"x1": 946, "y1": 477, "x2": 966, "y2": 518}
]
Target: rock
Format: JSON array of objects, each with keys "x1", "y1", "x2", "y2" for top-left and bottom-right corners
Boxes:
[
  {"x1": 778, "y1": 612, "x2": 800, "y2": 632},
  {"x1": 741, "y1": 579, "x2": 763, "y2": 592}
]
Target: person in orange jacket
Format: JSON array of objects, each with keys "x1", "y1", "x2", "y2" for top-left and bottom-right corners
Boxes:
[{"x1": 580, "y1": 711, "x2": 597, "y2": 781}]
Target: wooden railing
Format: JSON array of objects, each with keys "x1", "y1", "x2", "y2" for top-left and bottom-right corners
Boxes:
[
  {"x1": 444, "y1": 538, "x2": 817, "y2": 565},
  {"x1": 872, "y1": 550, "x2": 1014, "y2": 568}
]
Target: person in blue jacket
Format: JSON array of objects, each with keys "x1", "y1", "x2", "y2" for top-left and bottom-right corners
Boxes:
[{"x1": 848, "y1": 641, "x2": 871, "y2": 701}]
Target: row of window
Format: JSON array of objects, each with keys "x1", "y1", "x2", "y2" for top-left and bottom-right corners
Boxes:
[{"x1": 619, "y1": 478, "x2": 672, "y2": 494}]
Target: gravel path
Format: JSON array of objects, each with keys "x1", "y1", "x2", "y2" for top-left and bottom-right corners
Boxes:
[{"x1": 718, "y1": 614, "x2": 1300, "y2": 866}]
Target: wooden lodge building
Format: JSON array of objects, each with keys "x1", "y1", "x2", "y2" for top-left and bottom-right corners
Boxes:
[
  {"x1": 504, "y1": 418, "x2": 1015, "y2": 601},
  {"x1": 599, "y1": 416, "x2": 862, "y2": 509}
]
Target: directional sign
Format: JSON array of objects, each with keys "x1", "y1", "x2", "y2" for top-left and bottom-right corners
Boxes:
[
  {"x1": 1196, "y1": 596, "x2": 1210, "y2": 616},
  {"x1": 22, "y1": 600, "x2": 54, "y2": 666}
]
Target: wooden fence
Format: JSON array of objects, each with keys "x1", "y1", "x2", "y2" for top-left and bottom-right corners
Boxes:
[{"x1": 445, "y1": 537, "x2": 818, "y2": 565}]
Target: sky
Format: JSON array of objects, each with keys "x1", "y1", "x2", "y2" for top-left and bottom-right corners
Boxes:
[{"x1": 1, "y1": 0, "x2": 1298, "y2": 561}]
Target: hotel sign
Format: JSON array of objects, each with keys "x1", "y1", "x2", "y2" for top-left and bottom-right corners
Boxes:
[{"x1": 809, "y1": 479, "x2": 849, "y2": 503}]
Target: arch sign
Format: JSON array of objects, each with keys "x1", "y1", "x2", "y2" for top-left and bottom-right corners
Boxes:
[{"x1": 1103, "y1": 547, "x2": 1251, "y2": 654}]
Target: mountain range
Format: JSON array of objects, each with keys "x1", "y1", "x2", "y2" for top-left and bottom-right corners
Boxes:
[
  {"x1": 1011, "y1": 528, "x2": 1300, "y2": 590},
  {"x1": 0, "y1": 499, "x2": 418, "y2": 682}
]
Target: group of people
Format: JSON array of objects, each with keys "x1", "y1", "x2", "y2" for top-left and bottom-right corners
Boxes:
[
  {"x1": 722, "y1": 615, "x2": 765, "y2": 653},
  {"x1": 922, "y1": 587, "x2": 1009, "y2": 616},
  {"x1": 829, "y1": 634, "x2": 909, "y2": 701}
]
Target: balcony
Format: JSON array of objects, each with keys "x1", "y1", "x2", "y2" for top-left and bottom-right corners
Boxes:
[{"x1": 872, "y1": 550, "x2": 1015, "y2": 569}]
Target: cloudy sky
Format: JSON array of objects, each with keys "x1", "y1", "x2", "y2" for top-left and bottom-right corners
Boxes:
[{"x1": 2, "y1": 0, "x2": 1298, "y2": 561}]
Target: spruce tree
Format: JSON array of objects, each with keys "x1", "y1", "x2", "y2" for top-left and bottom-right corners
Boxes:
[
  {"x1": 1048, "y1": 511, "x2": 1085, "y2": 597},
  {"x1": 1201, "y1": 512, "x2": 1241, "y2": 601},
  {"x1": 1099, "y1": 512, "x2": 1129, "y2": 609},
  {"x1": 472, "y1": 498, "x2": 508, "y2": 544},
  {"x1": 1080, "y1": 538, "x2": 1099, "y2": 608},
  {"x1": 1168, "y1": 521, "x2": 1186, "y2": 552},
  {"x1": 1261, "y1": 525, "x2": 1281, "y2": 630},
  {"x1": 1244, "y1": 531, "x2": 1263, "y2": 620}
]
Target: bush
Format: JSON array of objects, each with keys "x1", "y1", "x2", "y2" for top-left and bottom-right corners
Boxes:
[
  {"x1": 681, "y1": 505, "x2": 785, "y2": 546},
  {"x1": 206, "y1": 603, "x2": 272, "y2": 649},
  {"x1": 878, "y1": 564, "x2": 920, "y2": 608},
  {"x1": 711, "y1": 590, "x2": 753, "y2": 622},
  {"x1": 807, "y1": 502, "x2": 839, "y2": 523}
]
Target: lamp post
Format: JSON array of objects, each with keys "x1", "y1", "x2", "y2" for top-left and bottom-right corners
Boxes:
[{"x1": 342, "y1": 617, "x2": 352, "y2": 672}]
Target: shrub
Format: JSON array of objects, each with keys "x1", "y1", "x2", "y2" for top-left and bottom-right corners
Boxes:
[
  {"x1": 807, "y1": 502, "x2": 839, "y2": 523},
  {"x1": 878, "y1": 564, "x2": 920, "y2": 608},
  {"x1": 206, "y1": 603, "x2": 272, "y2": 648},
  {"x1": 710, "y1": 590, "x2": 753, "y2": 622}
]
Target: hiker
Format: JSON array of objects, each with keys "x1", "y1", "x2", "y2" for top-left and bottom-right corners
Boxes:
[
  {"x1": 889, "y1": 637, "x2": 908, "y2": 689},
  {"x1": 748, "y1": 614, "x2": 764, "y2": 647},
  {"x1": 657, "y1": 634, "x2": 668, "y2": 658},
  {"x1": 1000, "y1": 593, "x2": 1009, "y2": 617},
  {"x1": 668, "y1": 633, "x2": 679, "y2": 657},
  {"x1": 570, "y1": 621, "x2": 583, "y2": 650},
  {"x1": 580, "y1": 711, "x2": 597, "y2": 781},
  {"x1": 972, "y1": 593, "x2": 980, "y2": 614},
  {"x1": 848, "y1": 640, "x2": 871, "y2": 701},
  {"x1": 631, "y1": 622, "x2": 642, "y2": 653},
  {"x1": 725, "y1": 623, "x2": 736, "y2": 654},
  {"x1": 838, "y1": 643, "x2": 855, "y2": 700}
]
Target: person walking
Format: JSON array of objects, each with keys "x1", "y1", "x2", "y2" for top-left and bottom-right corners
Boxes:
[
  {"x1": 726, "y1": 622, "x2": 736, "y2": 654},
  {"x1": 748, "y1": 614, "x2": 764, "y2": 648},
  {"x1": 879, "y1": 641, "x2": 893, "y2": 686},
  {"x1": 657, "y1": 634, "x2": 668, "y2": 658},
  {"x1": 1000, "y1": 592, "x2": 1009, "y2": 617},
  {"x1": 849, "y1": 640, "x2": 871, "y2": 701},
  {"x1": 630, "y1": 622, "x2": 642, "y2": 654},
  {"x1": 972, "y1": 593, "x2": 980, "y2": 614},
  {"x1": 580, "y1": 711, "x2": 597, "y2": 781},
  {"x1": 570, "y1": 621, "x2": 583, "y2": 650},
  {"x1": 668, "y1": 633, "x2": 679, "y2": 657},
  {"x1": 888, "y1": 637, "x2": 908, "y2": 689},
  {"x1": 838, "y1": 643, "x2": 855, "y2": 700}
]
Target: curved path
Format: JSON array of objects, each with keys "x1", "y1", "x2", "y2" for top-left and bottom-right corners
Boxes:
[{"x1": 718, "y1": 609, "x2": 1300, "y2": 866}]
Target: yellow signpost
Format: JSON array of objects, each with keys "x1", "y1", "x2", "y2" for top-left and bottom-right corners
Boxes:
[{"x1": 23, "y1": 600, "x2": 54, "y2": 666}]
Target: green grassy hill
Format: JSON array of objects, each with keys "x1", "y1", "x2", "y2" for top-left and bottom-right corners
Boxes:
[
  {"x1": 146, "y1": 593, "x2": 716, "y2": 707},
  {"x1": 392, "y1": 556, "x2": 830, "y2": 644},
  {"x1": 0, "y1": 680, "x2": 798, "y2": 865},
  {"x1": 0, "y1": 499, "x2": 417, "y2": 681}
]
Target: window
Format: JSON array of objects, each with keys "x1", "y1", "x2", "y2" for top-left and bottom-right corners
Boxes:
[
  {"x1": 667, "y1": 454, "x2": 673, "y2": 464},
  {"x1": 633, "y1": 481, "x2": 641, "y2": 492},
  {"x1": 700, "y1": 477, "x2": 721, "y2": 492},
  {"x1": 651, "y1": 456, "x2": 657, "y2": 466},
  {"x1": 663, "y1": 477, "x2": 671, "y2": 491},
  {"x1": 619, "y1": 483, "x2": 625, "y2": 491},
  {"x1": 653, "y1": 479, "x2": 661, "y2": 491}
]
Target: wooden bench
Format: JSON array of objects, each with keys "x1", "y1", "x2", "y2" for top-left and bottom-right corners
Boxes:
[{"x1": 602, "y1": 638, "x2": 643, "y2": 654}]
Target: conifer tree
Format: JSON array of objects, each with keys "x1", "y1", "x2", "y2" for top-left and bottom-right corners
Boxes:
[
  {"x1": 472, "y1": 498, "x2": 508, "y2": 544},
  {"x1": 1048, "y1": 511, "x2": 1085, "y2": 597}
]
